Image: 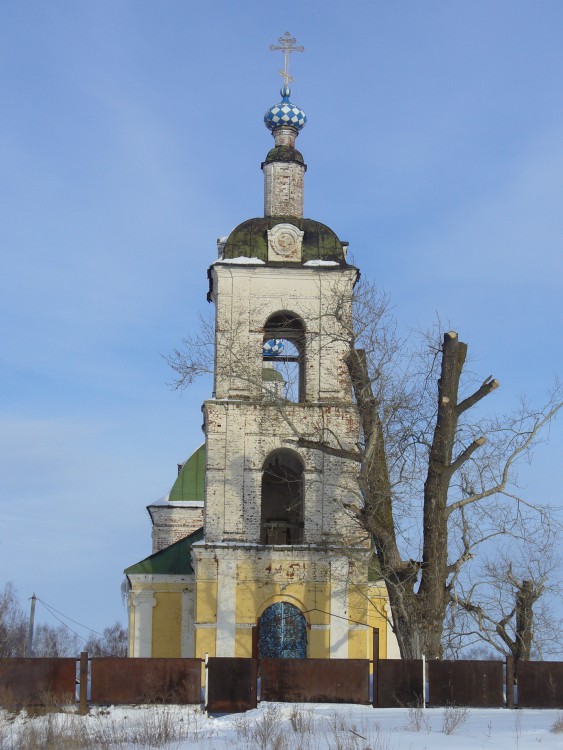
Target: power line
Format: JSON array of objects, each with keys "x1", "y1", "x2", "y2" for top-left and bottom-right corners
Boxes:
[
  {"x1": 36, "y1": 599, "x2": 94, "y2": 648},
  {"x1": 35, "y1": 597, "x2": 126, "y2": 642},
  {"x1": 34, "y1": 597, "x2": 126, "y2": 657}
]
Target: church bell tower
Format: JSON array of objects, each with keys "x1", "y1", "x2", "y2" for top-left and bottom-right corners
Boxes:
[
  {"x1": 192, "y1": 34, "x2": 392, "y2": 660},
  {"x1": 126, "y1": 34, "x2": 396, "y2": 663}
]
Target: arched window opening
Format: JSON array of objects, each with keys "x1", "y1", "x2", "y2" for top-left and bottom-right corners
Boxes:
[
  {"x1": 261, "y1": 449, "x2": 304, "y2": 545},
  {"x1": 262, "y1": 312, "x2": 305, "y2": 403},
  {"x1": 258, "y1": 602, "x2": 307, "y2": 658}
]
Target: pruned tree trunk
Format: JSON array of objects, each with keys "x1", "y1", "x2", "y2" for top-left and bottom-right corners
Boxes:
[
  {"x1": 515, "y1": 580, "x2": 535, "y2": 660},
  {"x1": 346, "y1": 332, "x2": 498, "y2": 659}
]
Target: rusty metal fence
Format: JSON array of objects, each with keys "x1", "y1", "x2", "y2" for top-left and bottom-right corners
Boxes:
[
  {"x1": 0, "y1": 658, "x2": 76, "y2": 706},
  {"x1": 206, "y1": 657, "x2": 257, "y2": 713},
  {"x1": 375, "y1": 659, "x2": 423, "y2": 708},
  {"x1": 427, "y1": 660, "x2": 504, "y2": 707},
  {"x1": 90, "y1": 657, "x2": 201, "y2": 705},
  {"x1": 0, "y1": 655, "x2": 561, "y2": 710},
  {"x1": 260, "y1": 658, "x2": 370, "y2": 704},
  {"x1": 517, "y1": 661, "x2": 563, "y2": 708}
]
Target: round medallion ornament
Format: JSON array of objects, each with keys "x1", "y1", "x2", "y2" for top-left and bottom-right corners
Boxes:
[
  {"x1": 271, "y1": 228, "x2": 298, "y2": 257},
  {"x1": 267, "y1": 223, "x2": 305, "y2": 262}
]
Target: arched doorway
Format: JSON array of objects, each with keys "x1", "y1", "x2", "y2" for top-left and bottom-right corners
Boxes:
[{"x1": 258, "y1": 602, "x2": 307, "y2": 658}]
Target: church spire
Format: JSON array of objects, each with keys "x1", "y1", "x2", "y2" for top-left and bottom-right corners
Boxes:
[{"x1": 262, "y1": 33, "x2": 307, "y2": 218}]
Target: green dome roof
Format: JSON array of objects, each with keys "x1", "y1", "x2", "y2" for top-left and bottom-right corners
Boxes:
[
  {"x1": 222, "y1": 217, "x2": 347, "y2": 264},
  {"x1": 262, "y1": 366, "x2": 285, "y2": 382},
  {"x1": 169, "y1": 444, "x2": 205, "y2": 502}
]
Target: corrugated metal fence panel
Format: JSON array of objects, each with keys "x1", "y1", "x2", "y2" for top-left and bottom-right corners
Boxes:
[
  {"x1": 428, "y1": 660, "x2": 504, "y2": 707},
  {"x1": 517, "y1": 661, "x2": 563, "y2": 708},
  {"x1": 376, "y1": 659, "x2": 423, "y2": 708},
  {"x1": 0, "y1": 658, "x2": 76, "y2": 705},
  {"x1": 90, "y1": 658, "x2": 201, "y2": 705},
  {"x1": 261, "y1": 659, "x2": 370, "y2": 704},
  {"x1": 206, "y1": 658, "x2": 257, "y2": 713}
]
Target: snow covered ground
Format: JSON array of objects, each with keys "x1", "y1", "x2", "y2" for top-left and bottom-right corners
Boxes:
[{"x1": 1, "y1": 703, "x2": 562, "y2": 749}]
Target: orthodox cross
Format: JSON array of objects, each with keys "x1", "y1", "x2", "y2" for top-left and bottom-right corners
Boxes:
[{"x1": 270, "y1": 31, "x2": 304, "y2": 86}]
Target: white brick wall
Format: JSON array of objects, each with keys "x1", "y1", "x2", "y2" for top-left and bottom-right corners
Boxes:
[
  {"x1": 210, "y1": 264, "x2": 358, "y2": 402},
  {"x1": 149, "y1": 505, "x2": 204, "y2": 552},
  {"x1": 263, "y1": 161, "x2": 305, "y2": 218},
  {"x1": 205, "y1": 263, "x2": 362, "y2": 548}
]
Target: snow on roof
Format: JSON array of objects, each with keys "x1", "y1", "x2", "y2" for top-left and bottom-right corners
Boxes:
[
  {"x1": 148, "y1": 500, "x2": 204, "y2": 508},
  {"x1": 213, "y1": 256, "x2": 266, "y2": 265},
  {"x1": 303, "y1": 259, "x2": 339, "y2": 267}
]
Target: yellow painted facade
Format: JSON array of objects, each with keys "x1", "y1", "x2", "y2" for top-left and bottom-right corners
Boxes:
[
  {"x1": 128, "y1": 562, "x2": 393, "y2": 660},
  {"x1": 152, "y1": 592, "x2": 181, "y2": 657}
]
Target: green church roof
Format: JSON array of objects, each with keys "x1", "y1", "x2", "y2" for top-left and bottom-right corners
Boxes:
[
  {"x1": 169, "y1": 444, "x2": 205, "y2": 503},
  {"x1": 222, "y1": 217, "x2": 347, "y2": 264},
  {"x1": 124, "y1": 527, "x2": 204, "y2": 576},
  {"x1": 262, "y1": 366, "x2": 284, "y2": 382}
]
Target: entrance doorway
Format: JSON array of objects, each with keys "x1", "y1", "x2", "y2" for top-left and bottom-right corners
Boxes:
[{"x1": 258, "y1": 602, "x2": 307, "y2": 658}]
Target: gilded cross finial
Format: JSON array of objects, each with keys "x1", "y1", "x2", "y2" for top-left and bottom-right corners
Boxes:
[{"x1": 269, "y1": 31, "x2": 304, "y2": 87}]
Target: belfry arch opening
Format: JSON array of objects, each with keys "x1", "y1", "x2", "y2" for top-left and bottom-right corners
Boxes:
[
  {"x1": 260, "y1": 449, "x2": 304, "y2": 545},
  {"x1": 262, "y1": 311, "x2": 305, "y2": 403}
]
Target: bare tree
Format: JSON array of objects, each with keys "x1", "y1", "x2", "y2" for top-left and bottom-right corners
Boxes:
[
  {"x1": 168, "y1": 279, "x2": 562, "y2": 659},
  {"x1": 444, "y1": 535, "x2": 562, "y2": 660},
  {"x1": 0, "y1": 582, "x2": 26, "y2": 657},
  {"x1": 84, "y1": 621, "x2": 128, "y2": 657},
  {"x1": 0, "y1": 583, "x2": 128, "y2": 658},
  {"x1": 32, "y1": 622, "x2": 81, "y2": 657}
]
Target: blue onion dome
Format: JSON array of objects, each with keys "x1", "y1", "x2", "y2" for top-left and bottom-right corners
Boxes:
[{"x1": 264, "y1": 85, "x2": 307, "y2": 131}]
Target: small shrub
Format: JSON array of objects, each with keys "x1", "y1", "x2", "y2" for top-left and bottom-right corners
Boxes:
[
  {"x1": 406, "y1": 705, "x2": 431, "y2": 733},
  {"x1": 289, "y1": 704, "x2": 314, "y2": 735},
  {"x1": 323, "y1": 711, "x2": 390, "y2": 750},
  {"x1": 441, "y1": 704, "x2": 470, "y2": 735},
  {"x1": 0, "y1": 688, "x2": 18, "y2": 716},
  {"x1": 234, "y1": 711, "x2": 251, "y2": 741},
  {"x1": 551, "y1": 712, "x2": 563, "y2": 733},
  {"x1": 249, "y1": 704, "x2": 285, "y2": 750},
  {"x1": 25, "y1": 690, "x2": 74, "y2": 717}
]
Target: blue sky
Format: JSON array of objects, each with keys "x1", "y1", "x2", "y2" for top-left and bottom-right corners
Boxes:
[{"x1": 1, "y1": 1, "x2": 562, "y2": 638}]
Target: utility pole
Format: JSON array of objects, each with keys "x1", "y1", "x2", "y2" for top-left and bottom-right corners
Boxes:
[{"x1": 25, "y1": 594, "x2": 36, "y2": 657}]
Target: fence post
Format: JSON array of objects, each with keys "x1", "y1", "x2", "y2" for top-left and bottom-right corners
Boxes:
[
  {"x1": 506, "y1": 655, "x2": 515, "y2": 709},
  {"x1": 251, "y1": 624, "x2": 258, "y2": 659},
  {"x1": 372, "y1": 628, "x2": 379, "y2": 708},
  {"x1": 79, "y1": 651, "x2": 88, "y2": 715},
  {"x1": 204, "y1": 653, "x2": 209, "y2": 713},
  {"x1": 422, "y1": 654, "x2": 426, "y2": 709}
]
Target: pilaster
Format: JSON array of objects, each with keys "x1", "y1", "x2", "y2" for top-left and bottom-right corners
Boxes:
[{"x1": 131, "y1": 591, "x2": 156, "y2": 657}]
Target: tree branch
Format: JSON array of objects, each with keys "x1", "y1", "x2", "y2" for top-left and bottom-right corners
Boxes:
[
  {"x1": 456, "y1": 376, "x2": 499, "y2": 416},
  {"x1": 285, "y1": 437, "x2": 361, "y2": 463},
  {"x1": 448, "y1": 436, "x2": 486, "y2": 476},
  {"x1": 447, "y1": 401, "x2": 563, "y2": 515}
]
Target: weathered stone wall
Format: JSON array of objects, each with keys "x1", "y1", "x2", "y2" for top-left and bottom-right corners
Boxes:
[
  {"x1": 205, "y1": 263, "x2": 361, "y2": 547},
  {"x1": 149, "y1": 505, "x2": 204, "y2": 552},
  {"x1": 263, "y1": 161, "x2": 305, "y2": 217},
  {"x1": 204, "y1": 400, "x2": 361, "y2": 545},
  {"x1": 209, "y1": 264, "x2": 358, "y2": 402}
]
